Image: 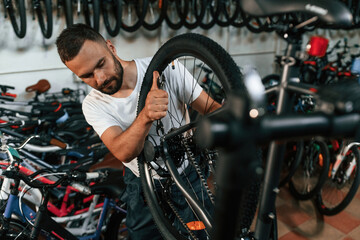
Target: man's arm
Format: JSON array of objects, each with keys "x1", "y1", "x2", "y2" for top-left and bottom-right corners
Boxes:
[
  {"x1": 101, "y1": 71, "x2": 168, "y2": 163},
  {"x1": 191, "y1": 90, "x2": 221, "y2": 114}
]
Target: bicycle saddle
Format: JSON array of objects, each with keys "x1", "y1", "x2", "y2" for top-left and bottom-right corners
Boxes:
[
  {"x1": 25, "y1": 79, "x2": 51, "y2": 94},
  {"x1": 239, "y1": 0, "x2": 353, "y2": 27},
  {"x1": 91, "y1": 170, "x2": 126, "y2": 198}
]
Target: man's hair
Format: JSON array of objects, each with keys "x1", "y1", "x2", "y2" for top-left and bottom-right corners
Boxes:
[{"x1": 56, "y1": 23, "x2": 106, "y2": 63}]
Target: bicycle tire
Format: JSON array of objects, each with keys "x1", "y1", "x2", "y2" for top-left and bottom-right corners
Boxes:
[
  {"x1": 183, "y1": 0, "x2": 206, "y2": 29},
  {"x1": 35, "y1": 0, "x2": 53, "y2": 39},
  {"x1": 0, "y1": 218, "x2": 30, "y2": 239},
  {"x1": 64, "y1": 0, "x2": 73, "y2": 27},
  {"x1": 104, "y1": 211, "x2": 127, "y2": 239},
  {"x1": 121, "y1": 0, "x2": 147, "y2": 32},
  {"x1": 83, "y1": 0, "x2": 100, "y2": 32},
  {"x1": 198, "y1": 0, "x2": 216, "y2": 29},
  {"x1": 215, "y1": 0, "x2": 240, "y2": 27},
  {"x1": 279, "y1": 141, "x2": 304, "y2": 187},
  {"x1": 142, "y1": 0, "x2": 167, "y2": 30},
  {"x1": 165, "y1": 0, "x2": 188, "y2": 30},
  {"x1": 6, "y1": 0, "x2": 26, "y2": 38},
  {"x1": 102, "y1": 0, "x2": 122, "y2": 37},
  {"x1": 136, "y1": 33, "x2": 257, "y2": 240},
  {"x1": 288, "y1": 139, "x2": 330, "y2": 200},
  {"x1": 315, "y1": 144, "x2": 360, "y2": 216}
]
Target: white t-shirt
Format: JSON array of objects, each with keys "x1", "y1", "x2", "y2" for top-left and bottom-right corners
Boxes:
[{"x1": 82, "y1": 57, "x2": 202, "y2": 176}]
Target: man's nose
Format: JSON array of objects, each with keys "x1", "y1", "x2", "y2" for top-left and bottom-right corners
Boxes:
[{"x1": 94, "y1": 70, "x2": 106, "y2": 86}]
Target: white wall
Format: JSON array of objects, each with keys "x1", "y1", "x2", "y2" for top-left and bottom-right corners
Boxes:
[{"x1": 0, "y1": 9, "x2": 359, "y2": 103}]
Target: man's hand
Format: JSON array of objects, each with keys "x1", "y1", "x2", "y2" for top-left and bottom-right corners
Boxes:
[{"x1": 143, "y1": 71, "x2": 169, "y2": 122}]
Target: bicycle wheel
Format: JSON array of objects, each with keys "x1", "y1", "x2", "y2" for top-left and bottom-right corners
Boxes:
[
  {"x1": 0, "y1": 218, "x2": 30, "y2": 239},
  {"x1": 102, "y1": 0, "x2": 122, "y2": 37},
  {"x1": 83, "y1": 0, "x2": 100, "y2": 32},
  {"x1": 288, "y1": 139, "x2": 330, "y2": 200},
  {"x1": 5, "y1": 0, "x2": 26, "y2": 38},
  {"x1": 315, "y1": 144, "x2": 360, "y2": 216},
  {"x1": 136, "y1": 33, "x2": 257, "y2": 240},
  {"x1": 35, "y1": 0, "x2": 53, "y2": 39},
  {"x1": 279, "y1": 141, "x2": 304, "y2": 187}
]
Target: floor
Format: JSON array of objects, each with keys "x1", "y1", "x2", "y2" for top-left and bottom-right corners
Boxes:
[{"x1": 275, "y1": 185, "x2": 360, "y2": 240}]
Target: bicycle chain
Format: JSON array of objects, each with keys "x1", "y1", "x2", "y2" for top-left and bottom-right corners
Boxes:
[
  {"x1": 182, "y1": 137, "x2": 215, "y2": 204},
  {"x1": 165, "y1": 197, "x2": 198, "y2": 240}
]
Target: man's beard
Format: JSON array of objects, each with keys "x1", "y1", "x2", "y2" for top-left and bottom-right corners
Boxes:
[{"x1": 99, "y1": 54, "x2": 124, "y2": 95}]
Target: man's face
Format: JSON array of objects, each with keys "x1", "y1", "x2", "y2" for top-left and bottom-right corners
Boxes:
[{"x1": 65, "y1": 40, "x2": 123, "y2": 95}]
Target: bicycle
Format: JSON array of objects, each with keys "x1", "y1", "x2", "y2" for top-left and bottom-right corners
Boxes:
[
  {"x1": 0, "y1": 133, "x2": 127, "y2": 239},
  {"x1": 192, "y1": 0, "x2": 354, "y2": 239}
]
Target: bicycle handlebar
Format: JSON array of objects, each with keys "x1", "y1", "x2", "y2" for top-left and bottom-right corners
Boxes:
[{"x1": 196, "y1": 80, "x2": 360, "y2": 149}]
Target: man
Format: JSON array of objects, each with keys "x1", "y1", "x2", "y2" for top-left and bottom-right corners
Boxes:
[{"x1": 56, "y1": 24, "x2": 218, "y2": 239}]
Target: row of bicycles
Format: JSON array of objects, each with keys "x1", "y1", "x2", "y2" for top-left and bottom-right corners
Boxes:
[
  {"x1": 0, "y1": 81, "x2": 128, "y2": 239},
  {"x1": 4, "y1": 0, "x2": 360, "y2": 39}
]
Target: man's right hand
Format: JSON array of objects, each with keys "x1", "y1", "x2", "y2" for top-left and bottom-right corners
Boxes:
[{"x1": 143, "y1": 71, "x2": 169, "y2": 122}]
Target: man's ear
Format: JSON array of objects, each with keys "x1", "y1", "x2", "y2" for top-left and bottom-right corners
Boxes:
[{"x1": 106, "y1": 40, "x2": 116, "y2": 54}]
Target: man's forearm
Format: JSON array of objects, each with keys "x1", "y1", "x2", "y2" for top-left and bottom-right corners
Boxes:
[{"x1": 111, "y1": 110, "x2": 152, "y2": 163}]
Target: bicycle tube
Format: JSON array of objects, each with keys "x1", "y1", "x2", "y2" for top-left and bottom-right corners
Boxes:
[
  {"x1": 83, "y1": 0, "x2": 100, "y2": 32},
  {"x1": 315, "y1": 144, "x2": 360, "y2": 215},
  {"x1": 288, "y1": 139, "x2": 330, "y2": 200},
  {"x1": 102, "y1": 0, "x2": 121, "y2": 37},
  {"x1": 136, "y1": 33, "x2": 257, "y2": 239},
  {"x1": 35, "y1": 0, "x2": 53, "y2": 39},
  {"x1": 6, "y1": 0, "x2": 27, "y2": 38}
]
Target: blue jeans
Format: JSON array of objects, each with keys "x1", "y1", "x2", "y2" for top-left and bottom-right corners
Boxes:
[{"x1": 122, "y1": 164, "x2": 213, "y2": 240}]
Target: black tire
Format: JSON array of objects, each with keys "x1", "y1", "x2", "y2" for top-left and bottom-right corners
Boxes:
[
  {"x1": 83, "y1": 0, "x2": 100, "y2": 32},
  {"x1": 183, "y1": 0, "x2": 206, "y2": 29},
  {"x1": 288, "y1": 139, "x2": 330, "y2": 200},
  {"x1": 142, "y1": 0, "x2": 167, "y2": 30},
  {"x1": 102, "y1": 0, "x2": 122, "y2": 37},
  {"x1": 64, "y1": 0, "x2": 73, "y2": 27},
  {"x1": 315, "y1": 144, "x2": 360, "y2": 216},
  {"x1": 104, "y1": 211, "x2": 128, "y2": 239},
  {"x1": 215, "y1": 0, "x2": 240, "y2": 27},
  {"x1": 165, "y1": 0, "x2": 188, "y2": 30},
  {"x1": 136, "y1": 33, "x2": 257, "y2": 240},
  {"x1": 121, "y1": 0, "x2": 147, "y2": 32},
  {"x1": 5, "y1": 0, "x2": 26, "y2": 38},
  {"x1": 0, "y1": 219, "x2": 30, "y2": 239},
  {"x1": 198, "y1": 0, "x2": 216, "y2": 29},
  {"x1": 35, "y1": 0, "x2": 53, "y2": 39},
  {"x1": 279, "y1": 141, "x2": 304, "y2": 187}
]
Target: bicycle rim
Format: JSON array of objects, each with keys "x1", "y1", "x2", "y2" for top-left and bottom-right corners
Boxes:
[
  {"x1": 7, "y1": 0, "x2": 26, "y2": 38},
  {"x1": 316, "y1": 144, "x2": 360, "y2": 216},
  {"x1": 289, "y1": 139, "x2": 330, "y2": 200},
  {"x1": 36, "y1": 0, "x2": 53, "y2": 39},
  {"x1": 136, "y1": 33, "x2": 253, "y2": 240}
]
